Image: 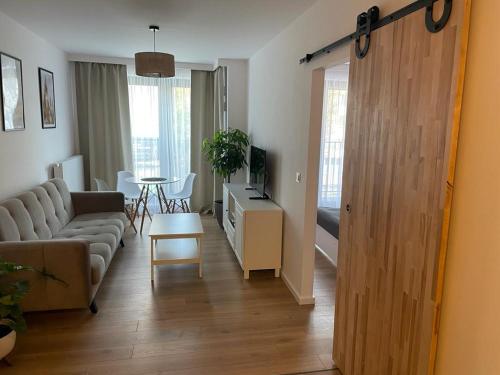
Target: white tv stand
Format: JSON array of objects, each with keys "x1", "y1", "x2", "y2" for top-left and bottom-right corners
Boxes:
[{"x1": 222, "y1": 183, "x2": 283, "y2": 279}]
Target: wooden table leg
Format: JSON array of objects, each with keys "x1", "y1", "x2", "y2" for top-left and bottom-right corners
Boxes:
[
  {"x1": 198, "y1": 237, "x2": 203, "y2": 278},
  {"x1": 150, "y1": 237, "x2": 154, "y2": 283},
  {"x1": 131, "y1": 185, "x2": 145, "y2": 224},
  {"x1": 125, "y1": 206, "x2": 137, "y2": 233},
  {"x1": 156, "y1": 184, "x2": 164, "y2": 213},
  {"x1": 140, "y1": 185, "x2": 150, "y2": 235},
  {"x1": 145, "y1": 206, "x2": 152, "y2": 220},
  {"x1": 159, "y1": 185, "x2": 170, "y2": 214}
]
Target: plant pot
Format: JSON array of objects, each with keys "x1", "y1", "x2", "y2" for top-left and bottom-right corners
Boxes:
[
  {"x1": 0, "y1": 325, "x2": 16, "y2": 360},
  {"x1": 214, "y1": 200, "x2": 223, "y2": 229}
]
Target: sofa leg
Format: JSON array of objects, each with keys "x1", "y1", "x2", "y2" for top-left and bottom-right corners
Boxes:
[
  {"x1": 89, "y1": 300, "x2": 98, "y2": 314},
  {"x1": 120, "y1": 239, "x2": 125, "y2": 248}
]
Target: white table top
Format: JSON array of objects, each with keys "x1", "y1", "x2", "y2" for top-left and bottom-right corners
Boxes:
[
  {"x1": 126, "y1": 176, "x2": 180, "y2": 185},
  {"x1": 149, "y1": 213, "x2": 204, "y2": 239}
]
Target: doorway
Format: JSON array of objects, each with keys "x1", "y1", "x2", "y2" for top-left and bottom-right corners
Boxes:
[{"x1": 315, "y1": 63, "x2": 349, "y2": 269}]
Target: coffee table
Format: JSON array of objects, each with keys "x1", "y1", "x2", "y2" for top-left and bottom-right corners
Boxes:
[{"x1": 148, "y1": 213, "x2": 204, "y2": 282}]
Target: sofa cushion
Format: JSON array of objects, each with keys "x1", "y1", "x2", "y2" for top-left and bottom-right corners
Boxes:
[
  {"x1": 54, "y1": 230, "x2": 118, "y2": 251},
  {"x1": 41, "y1": 179, "x2": 74, "y2": 228},
  {"x1": 53, "y1": 211, "x2": 126, "y2": 248},
  {"x1": 31, "y1": 186, "x2": 64, "y2": 236},
  {"x1": 69, "y1": 212, "x2": 128, "y2": 233},
  {"x1": 0, "y1": 206, "x2": 21, "y2": 241},
  {"x1": 17, "y1": 192, "x2": 53, "y2": 240},
  {"x1": 90, "y1": 242, "x2": 113, "y2": 267},
  {"x1": 0, "y1": 199, "x2": 38, "y2": 241},
  {"x1": 90, "y1": 254, "x2": 106, "y2": 285}
]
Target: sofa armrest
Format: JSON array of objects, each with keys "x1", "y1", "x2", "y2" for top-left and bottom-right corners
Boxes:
[
  {"x1": 0, "y1": 240, "x2": 92, "y2": 311},
  {"x1": 71, "y1": 192, "x2": 125, "y2": 215}
]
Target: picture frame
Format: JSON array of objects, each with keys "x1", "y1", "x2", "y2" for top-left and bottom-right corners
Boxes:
[
  {"x1": 0, "y1": 52, "x2": 25, "y2": 131},
  {"x1": 38, "y1": 67, "x2": 56, "y2": 129}
]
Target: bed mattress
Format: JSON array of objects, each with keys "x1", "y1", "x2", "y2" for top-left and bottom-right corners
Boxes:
[{"x1": 317, "y1": 207, "x2": 340, "y2": 240}]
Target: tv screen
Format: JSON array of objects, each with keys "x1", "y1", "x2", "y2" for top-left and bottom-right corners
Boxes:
[{"x1": 249, "y1": 146, "x2": 266, "y2": 197}]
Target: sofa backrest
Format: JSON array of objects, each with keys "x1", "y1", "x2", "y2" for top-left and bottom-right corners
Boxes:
[{"x1": 0, "y1": 179, "x2": 75, "y2": 242}]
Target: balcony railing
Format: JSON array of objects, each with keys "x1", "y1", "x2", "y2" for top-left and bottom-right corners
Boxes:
[
  {"x1": 319, "y1": 140, "x2": 344, "y2": 207},
  {"x1": 132, "y1": 137, "x2": 160, "y2": 178}
]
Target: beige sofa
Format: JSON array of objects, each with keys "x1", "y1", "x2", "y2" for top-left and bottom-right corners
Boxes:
[{"x1": 0, "y1": 178, "x2": 127, "y2": 313}]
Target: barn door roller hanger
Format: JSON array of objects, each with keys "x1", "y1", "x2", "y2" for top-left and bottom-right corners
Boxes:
[{"x1": 300, "y1": 0, "x2": 452, "y2": 64}]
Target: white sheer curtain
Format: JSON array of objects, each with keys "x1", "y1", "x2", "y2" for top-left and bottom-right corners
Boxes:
[
  {"x1": 128, "y1": 68, "x2": 191, "y2": 194},
  {"x1": 318, "y1": 67, "x2": 349, "y2": 208}
]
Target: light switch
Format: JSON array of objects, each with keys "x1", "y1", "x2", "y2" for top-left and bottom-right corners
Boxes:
[{"x1": 296, "y1": 172, "x2": 302, "y2": 183}]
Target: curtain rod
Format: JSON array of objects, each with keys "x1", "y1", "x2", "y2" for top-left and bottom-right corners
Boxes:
[{"x1": 299, "y1": 0, "x2": 452, "y2": 64}]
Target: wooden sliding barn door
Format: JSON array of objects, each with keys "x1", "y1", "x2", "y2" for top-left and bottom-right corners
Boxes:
[{"x1": 333, "y1": 2, "x2": 470, "y2": 375}]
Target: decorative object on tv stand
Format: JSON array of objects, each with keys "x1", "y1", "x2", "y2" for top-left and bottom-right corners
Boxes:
[
  {"x1": 0, "y1": 52, "x2": 25, "y2": 132},
  {"x1": 135, "y1": 25, "x2": 175, "y2": 78},
  {"x1": 38, "y1": 68, "x2": 56, "y2": 129},
  {"x1": 202, "y1": 128, "x2": 249, "y2": 227},
  {"x1": 0, "y1": 258, "x2": 65, "y2": 365}
]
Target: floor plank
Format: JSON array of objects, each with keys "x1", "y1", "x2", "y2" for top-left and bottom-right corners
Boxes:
[{"x1": 1, "y1": 215, "x2": 337, "y2": 374}]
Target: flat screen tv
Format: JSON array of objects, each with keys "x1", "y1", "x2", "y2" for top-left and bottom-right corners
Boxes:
[{"x1": 249, "y1": 146, "x2": 267, "y2": 199}]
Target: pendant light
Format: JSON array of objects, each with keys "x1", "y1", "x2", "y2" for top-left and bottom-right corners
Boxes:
[{"x1": 135, "y1": 25, "x2": 175, "y2": 78}]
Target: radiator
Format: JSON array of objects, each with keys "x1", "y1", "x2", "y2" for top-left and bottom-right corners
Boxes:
[{"x1": 53, "y1": 155, "x2": 85, "y2": 192}]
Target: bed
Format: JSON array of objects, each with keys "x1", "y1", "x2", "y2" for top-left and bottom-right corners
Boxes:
[{"x1": 317, "y1": 207, "x2": 340, "y2": 240}]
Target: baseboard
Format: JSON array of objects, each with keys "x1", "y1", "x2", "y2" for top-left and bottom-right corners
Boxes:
[
  {"x1": 281, "y1": 270, "x2": 315, "y2": 305},
  {"x1": 315, "y1": 245, "x2": 337, "y2": 268}
]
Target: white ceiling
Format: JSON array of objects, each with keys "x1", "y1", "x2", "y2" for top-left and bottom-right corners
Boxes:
[{"x1": 0, "y1": 0, "x2": 316, "y2": 64}]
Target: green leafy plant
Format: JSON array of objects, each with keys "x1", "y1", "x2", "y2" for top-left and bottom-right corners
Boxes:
[
  {"x1": 0, "y1": 258, "x2": 66, "y2": 333},
  {"x1": 202, "y1": 129, "x2": 249, "y2": 183}
]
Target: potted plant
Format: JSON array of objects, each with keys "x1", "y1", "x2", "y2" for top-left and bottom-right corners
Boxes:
[
  {"x1": 202, "y1": 128, "x2": 249, "y2": 227},
  {"x1": 0, "y1": 258, "x2": 65, "y2": 364}
]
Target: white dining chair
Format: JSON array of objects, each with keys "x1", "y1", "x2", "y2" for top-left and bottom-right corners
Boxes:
[
  {"x1": 117, "y1": 171, "x2": 142, "y2": 201},
  {"x1": 166, "y1": 173, "x2": 197, "y2": 213},
  {"x1": 95, "y1": 177, "x2": 137, "y2": 233},
  {"x1": 94, "y1": 178, "x2": 112, "y2": 192}
]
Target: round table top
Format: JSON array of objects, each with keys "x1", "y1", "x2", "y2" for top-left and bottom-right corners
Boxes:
[{"x1": 125, "y1": 176, "x2": 180, "y2": 185}]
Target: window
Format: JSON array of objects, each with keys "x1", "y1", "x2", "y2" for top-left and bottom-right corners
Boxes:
[
  {"x1": 128, "y1": 68, "x2": 191, "y2": 193},
  {"x1": 318, "y1": 65, "x2": 349, "y2": 208}
]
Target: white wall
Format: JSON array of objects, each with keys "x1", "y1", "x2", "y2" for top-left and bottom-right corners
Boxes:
[
  {"x1": 248, "y1": 0, "x2": 408, "y2": 303},
  {"x1": 0, "y1": 11, "x2": 76, "y2": 200},
  {"x1": 217, "y1": 58, "x2": 249, "y2": 184},
  {"x1": 315, "y1": 225, "x2": 338, "y2": 266}
]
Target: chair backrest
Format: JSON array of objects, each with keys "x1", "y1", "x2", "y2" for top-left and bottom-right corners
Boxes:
[
  {"x1": 94, "y1": 178, "x2": 112, "y2": 192},
  {"x1": 179, "y1": 173, "x2": 197, "y2": 197},
  {"x1": 116, "y1": 171, "x2": 141, "y2": 199}
]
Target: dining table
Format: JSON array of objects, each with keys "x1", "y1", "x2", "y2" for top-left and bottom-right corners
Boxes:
[{"x1": 126, "y1": 176, "x2": 180, "y2": 234}]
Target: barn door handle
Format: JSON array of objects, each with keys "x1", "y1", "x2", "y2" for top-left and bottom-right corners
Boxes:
[
  {"x1": 355, "y1": 6, "x2": 380, "y2": 59},
  {"x1": 425, "y1": 0, "x2": 452, "y2": 33}
]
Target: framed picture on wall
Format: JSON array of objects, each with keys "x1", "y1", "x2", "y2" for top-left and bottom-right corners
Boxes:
[
  {"x1": 0, "y1": 52, "x2": 25, "y2": 131},
  {"x1": 38, "y1": 68, "x2": 56, "y2": 129}
]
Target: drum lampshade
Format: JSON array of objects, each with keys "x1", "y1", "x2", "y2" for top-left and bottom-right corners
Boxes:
[{"x1": 135, "y1": 52, "x2": 175, "y2": 78}]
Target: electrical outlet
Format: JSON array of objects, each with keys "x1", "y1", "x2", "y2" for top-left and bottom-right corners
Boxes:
[{"x1": 296, "y1": 172, "x2": 302, "y2": 183}]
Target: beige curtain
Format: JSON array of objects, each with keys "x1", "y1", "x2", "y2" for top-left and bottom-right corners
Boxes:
[
  {"x1": 190, "y1": 67, "x2": 227, "y2": 212},
  {"x1": 74, "y1": 62, "x2": 132, "y2": 190},
  {"x1": 190, "y1": 70, "x2": 215, "y2": 213},
  {"x1": 213, "y1": 67, "x2": 227, "y2": 201}
]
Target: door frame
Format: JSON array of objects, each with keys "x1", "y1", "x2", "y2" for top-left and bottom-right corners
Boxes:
[{"x1": 302, "y1": 53, "x2": 350, "y2": 303}]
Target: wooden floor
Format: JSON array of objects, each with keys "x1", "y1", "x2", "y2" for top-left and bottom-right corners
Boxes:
[{"x1": 1, "y1": 216, "x2": 338, "y2": 374}]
